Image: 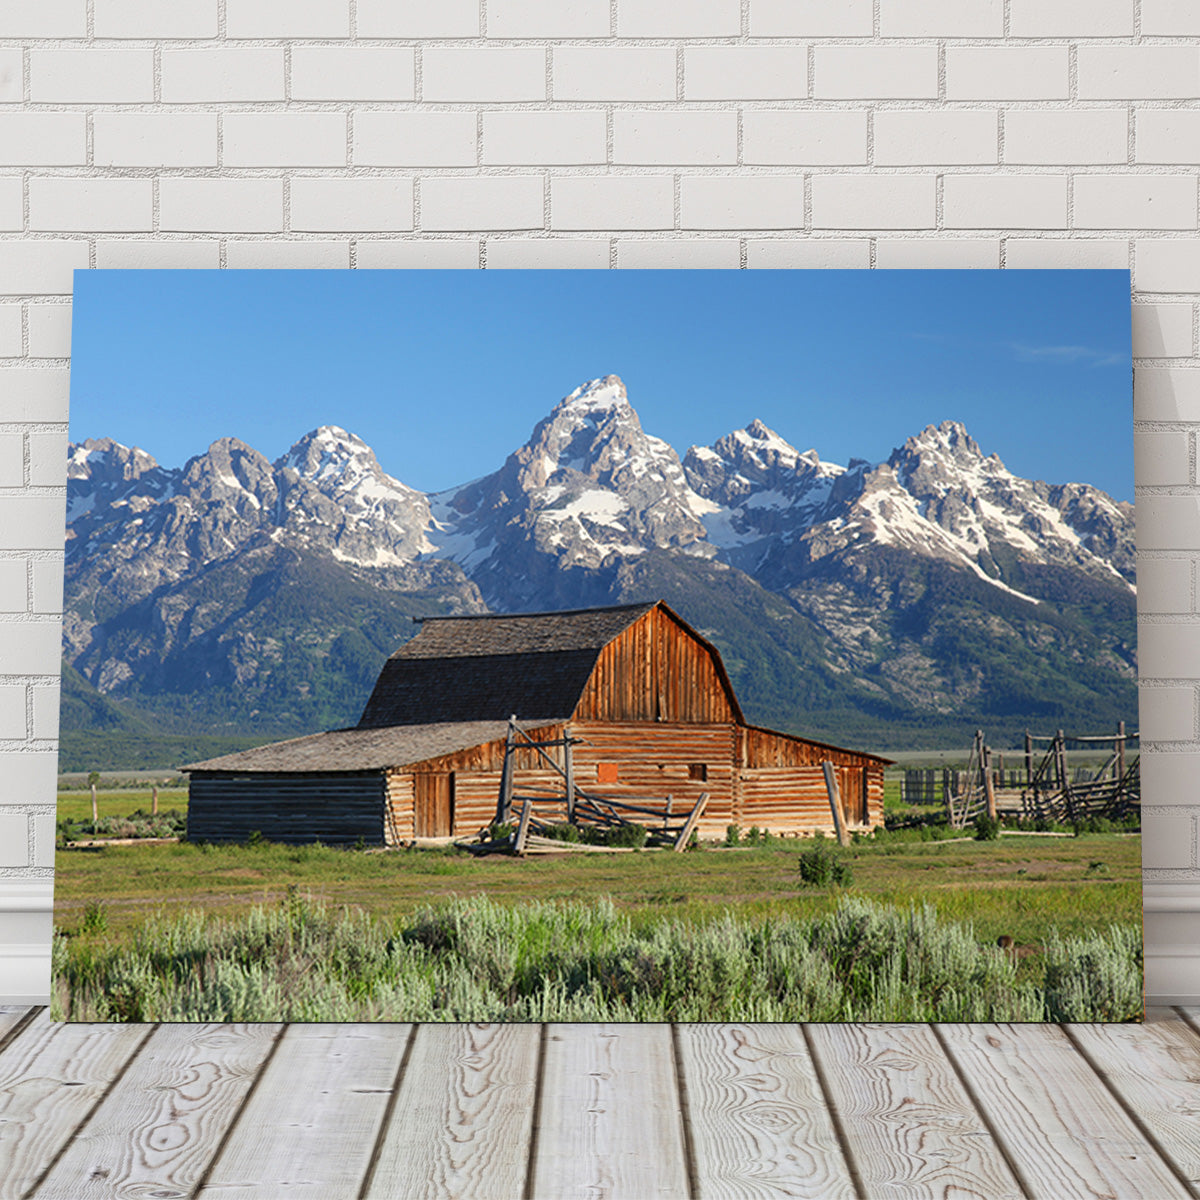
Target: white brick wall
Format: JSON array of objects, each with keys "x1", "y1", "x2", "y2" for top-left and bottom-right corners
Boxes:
[{"x1": 0, "y1": 0, "x2": 1196, "y2": 1004}]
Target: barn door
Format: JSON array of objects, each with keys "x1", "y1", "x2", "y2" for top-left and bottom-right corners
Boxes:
[{"x1": 414, "y1": 773, "x2": 453, "y2": 837}]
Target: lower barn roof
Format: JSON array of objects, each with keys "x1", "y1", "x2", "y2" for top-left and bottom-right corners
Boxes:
[{"x1": 183, "y1": 718, "x2": 566, "y2": 774}]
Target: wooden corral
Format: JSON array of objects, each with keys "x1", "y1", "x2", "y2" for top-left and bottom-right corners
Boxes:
[{"x1": 185, "y1": 601, "x2": 888, "y2": 846}]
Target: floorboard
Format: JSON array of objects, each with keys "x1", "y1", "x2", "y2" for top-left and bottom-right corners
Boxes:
[
  {"x1": 938, "y1": 1022, "x2": 1192, "y2": 1199},
  {"x1": 0, "y1": 1010, "x2": 1196, "y2": 1200},
  {"x1": 809, "y1": 1022, "x2": 1024, "y2": 1200},
  {"x1": 196, "y1": 1023, "x2": 413, "y2": 1200},
  {"x1": 675, "y1": 1024, "x2": 854, "y2": 1199}
]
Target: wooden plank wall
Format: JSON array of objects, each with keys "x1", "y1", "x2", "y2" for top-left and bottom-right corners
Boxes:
[
  {"x1": 574, "y1": 608, "x2": 737, "y2": 724},
  {"x1": 187, "y1": 774, "x2": 386, "y2": 845}
]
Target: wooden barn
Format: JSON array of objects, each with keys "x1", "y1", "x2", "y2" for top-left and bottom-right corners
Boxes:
[{"x1": 185, "y1": 601, "x2": 889, "y2": 845}]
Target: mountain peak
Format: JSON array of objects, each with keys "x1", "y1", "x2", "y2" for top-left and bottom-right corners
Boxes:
[{"x1": 557, "y1": 375, "x2": 630, "y2": 416}]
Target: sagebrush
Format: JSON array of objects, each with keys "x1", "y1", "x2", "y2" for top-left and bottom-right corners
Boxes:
[{"x1": 53, "y1": 893, "x2": 1141, "y2": 1024}]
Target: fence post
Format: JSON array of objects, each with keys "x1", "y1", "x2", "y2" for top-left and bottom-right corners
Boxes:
[{"x1": 822, "y1": 762, "x2": 850, "y2": 847}]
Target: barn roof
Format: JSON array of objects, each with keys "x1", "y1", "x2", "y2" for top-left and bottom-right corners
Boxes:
[
  {"x1": 184, "y1": 718, "x2": 559, "y2": 773},
  {"x1": 356, "y1": 601, "x2": 660, "y2": 728}
]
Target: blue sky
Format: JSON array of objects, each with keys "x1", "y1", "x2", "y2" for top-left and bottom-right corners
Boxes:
[{"x1": 69, "y1": 269, "x2": 1134, "y2": 500}]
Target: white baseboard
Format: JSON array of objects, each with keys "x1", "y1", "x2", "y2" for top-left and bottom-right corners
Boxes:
[{"x1": 0, "y1": 944, "x2": 49, "y2": 1005}]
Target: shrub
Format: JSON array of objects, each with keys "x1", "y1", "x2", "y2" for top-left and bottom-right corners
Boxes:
[
  {"x1": 1043, "y1": 924, "x2": 1143, "y2": 1022},
  {"x1": 798, "y1": 837, "x2": 853, "y2": 887},
  {"x1": 80, "y1": 901, "x2": 109, "y2": 935},
  {"x1": 725, "y1": 825, "x2": 740, "y2": 847},
  {"x1": 973, "y1": 814, "x2": 1000, "y2": 841}
]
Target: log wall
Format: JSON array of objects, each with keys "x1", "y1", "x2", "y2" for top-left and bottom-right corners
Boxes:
[{"x1": 188, "y1": 773, "x2": 386, "y2": 845}]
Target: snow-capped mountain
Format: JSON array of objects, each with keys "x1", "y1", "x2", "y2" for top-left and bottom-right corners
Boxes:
[{"x1": 61, "y1": 375, "x2": 1138, "y2": 760}]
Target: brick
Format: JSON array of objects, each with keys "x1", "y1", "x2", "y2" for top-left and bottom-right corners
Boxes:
[
  {"x1": 0, "y1": 178, "x2": 20, "y2": 231},
  {"x1": 356, "y1": 240, "x2": 480, "y2": 269},
  {"x1": 751, "y1": 0, "x2": 871, "y2": 35},
  {"x1": 875, "y1": 239, "x2": 1001, "y2": 269},
  {"x1": 943, "y1": 175, "x2": 1067, "y2": 229},
  {"x1": 159, "y1": 178, "x2": 283, "y2": 233},
  {"x1": 0, "y1": 499, "x2": 65, "y2": 551},
  {"x1": 485, "y1": 111, "x2": 608, "y2": 166},
  {"x1": 356, "y1": 113, "x2": 477, "y2": 167},
  {"x1": 1143, "y1": 812, "x2": 1195, "y2": 866},
  {"x1": 814, "y1": 46, "x2": 937, "y2": 100},
  {"x1": 1075, "y1": 176, "x2": 1196, "y2": 232},
  {"x1": 291, "y1": 48, "x2": 415, "y2": 102},
  {"x1": 945, "y1": 48, "x2": 1069, "y2": 101},
  {"x1": 1134, "y1": 368, "x2": 1200, "y2": 421},
  {"x1": 0, "y1": 814, "x2": 27, "y2": 866},
  {"x1": 223, "y1": 114, "x2": 347, "y2": 168},
  {"x1": 26, "y1": 305, "x2": 70, "y2": 358},
  {"x1": 31, "y1": 684, "x2": 58, "y2": 739},
  {"x1": 0, "y1": 306, "x2": 20, "y2": 356},
  {"x1": 681, "y1": 176, "x2": 804, "y2": 230},
  {"x1": 1136, "y1": 431, "x2": 1191, "y2": 486},
  {"x1": 0, "y1": 244, "x2": 87, "y2": 296},
  {"x1": 742, "y1": 110, "x2": 866, "y2": 165},
  {"x1": 874, "y1": 110, "x2": 997, "y2": 166},
  {"x1": 613, "y1": 110, "x2": 736, "y2": 166},
  {"x1": 1141, "y1": 685, "x2": 1196, "y2": 741},
  {"x1": 30, "y1": 50, "x2": 153, "y2": 104},
  {"x1": 290, "y1": 178, "x2": 413, "y2": 233},
  {"x1": 225, "y1": 241, "x2": 350, "y2": 269},
  {"x1": 1137, "y1": 241, "x2": 1200, "y2": 294},
  {"x1": 553, "y1": 47, "x2": 676, "y2": 102},
  {"x1": 0, "y1": 51, "x2": 20, "y2": 104},
  {"x1": 551, "y1": 176, "x2": 672, "y2": 231},
  {"x1": 484, "y1": 239, "x2": 608, "y2": 269},
  {"x1": 423, "y1": 49, "x2": 545, "y2": 103},
  {"x1": 0, "y1": 560, "x2": 24, "y2": 612},
  {"x1": 1140, "y1": 623, "x2": 1200, "y2": 675},
  {"x1": 619, "y1": 0, "x2": 738, "y2": 36},
  {"x1": 1139, "y1": 496, "x2": 1200, "y2": 550},
  {"x1": 1005, "y1": 239, "x2": 1129, "y2": 269},
  {"x1": 0, "y1": 0, "x2": 86, "y2": 36},
  {"x1": 0, "y1": 686, "x2": 23, "y2": 738},
  {"x1": 879, "y1": 0, "x2": 1002, "y2": 36},
  {"x1": 1079, "y1": 48, "x2": 1200, "y2": 101},
  {"x1": 0, "y1": 752, "x2": 56, "y2": 806},
  {"x1": 1009, "y1": 0, "x2": 1133, "y2": 35},
  {"x1": 28, "y1": 432, "x2": 66, "y2": 488},
  {"x1": 95, "y1": 240, "x2": 220, "y2": 269},
  {"x1": 492, "y1": 0, "x2": 609, "y2": 37},
  {"x1": 94, "y1": 0, "x2": 218, "y2": 37},
  {"x1": 685, "y1": 47, "x2": 808, "y2": 101},
  {"x1": 357, "y1": 0, "x2": 478, "y2": 36},
  {"x1": 616, "y1": 240, "x2": 740, "y2": 269},
  {"x1": 0, "y1": 435, "x2": 21, "y2": 487},
  {"x1": 1133, "y1": 303, "x2": 1194, "y2": 359},
  {"x1": 31, "y1": 558, "x2": 61, "y2": 613},
  {"x1": 1142, "y1": 753, "x2": 1200, "y2": 811},
  {"x1": 0, "y1": 370, "x2": 69, "y2": 421},
  {"x1": 93, "y1": 113, "x2": 217, "y2": 168},
  {"x1": 30, "y1": 178, "x2": 152, "y2": 233},
  {"x1": 1137, "y1": 111, "x2": 1200, "y2": 166},
  {"x1": 225, "y1": 0, "x2": 349, "y2": 37},
  {"x1": 161, "y1": 49, "x2": 285, "y2": 104},
  {"x1": 1141, "y1": 0, "x2": 1200, "y2": 35},
  {"x1": 1005, "y1": 109, "x2": 1127, "y2": 166},
  {"x1": 811, "y1": 175, "x2": 936, "y2": 229},
  {"x1": 422, "y1": 176, "x2": 542, "y2": 232},
  {"x1": 0, "y1": 114, "x2": 85, "y2": 166},
  {"x1": 1137, "y1": 557, "x2": 1193, "y2": 613},
  {"x1": 746, "y1": 239, "x2": 871, "y2": 268}
]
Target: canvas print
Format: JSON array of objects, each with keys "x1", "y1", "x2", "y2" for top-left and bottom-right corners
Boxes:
[{"x1": 53, "y1": 269, "x2": 1141, "y2": 1023}]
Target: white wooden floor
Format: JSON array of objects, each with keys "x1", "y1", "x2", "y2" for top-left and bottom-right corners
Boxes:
[{"x1": 0, "y1": 1008, "x2": 1197, "y2": 1199}]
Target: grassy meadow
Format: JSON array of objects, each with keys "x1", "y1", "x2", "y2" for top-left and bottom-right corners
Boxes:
[{"x1": 52, "y1": 770, "x2": 1143, "y2": 1022}]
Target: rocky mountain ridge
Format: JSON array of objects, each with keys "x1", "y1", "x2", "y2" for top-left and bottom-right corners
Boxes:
[{"x1": 63, "y1": 374, "x2": 1137, "y2": 762}]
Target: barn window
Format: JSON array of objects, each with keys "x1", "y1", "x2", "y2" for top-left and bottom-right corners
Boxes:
[
  {"x1": 688, "y1": 763, "x2": 708, "y2": 781},
  {"x1": 597, "y1": 762, "x2": 619, "y2": 784}
]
